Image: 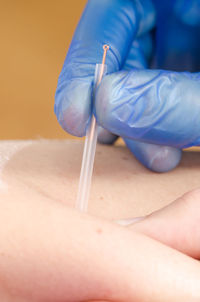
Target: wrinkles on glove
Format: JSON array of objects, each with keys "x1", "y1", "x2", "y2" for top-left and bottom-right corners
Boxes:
[{"x1": 95, "y1": 69, "x2": 200, "y2": 148}]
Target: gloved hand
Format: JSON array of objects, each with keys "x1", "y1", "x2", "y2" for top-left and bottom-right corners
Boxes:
[{"x1": 55, "y1": 0, "x2": 200, "y2": 172}]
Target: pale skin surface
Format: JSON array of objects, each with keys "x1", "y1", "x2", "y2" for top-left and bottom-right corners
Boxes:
[{"x1": 0, "y1": 139, "x2": 199, "y2": 301}]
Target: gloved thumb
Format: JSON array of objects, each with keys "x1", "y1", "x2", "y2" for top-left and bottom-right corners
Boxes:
[{"x1": 95, "y1": 69, "x2": 200, "y2": 149}]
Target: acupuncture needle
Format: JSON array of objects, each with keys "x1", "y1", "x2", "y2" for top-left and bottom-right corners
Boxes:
[{"x1": 76, "y1": 44, "x2": 109, "y2": 212}]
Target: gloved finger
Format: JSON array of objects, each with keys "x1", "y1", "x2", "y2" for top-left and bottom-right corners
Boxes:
[
  {"x1": 97, "y1": 127, "x2": 118, "y2": 145},
  {"x1": 95, "y1": 69, "x2": 200, "y2": 149},
  {"x1": 98, "y1": 33, "x2": 153, "y2": 144},
  {"x1": 127, "y1": 188, "x2": 200, "y2": 260},
  {"x1": 123, "y1": 32, "x2": 153, "y2": 70},
  {"x1": 123, "y1": 33, "x2": 182, "y2": 172},
  {"x1": 174, "y1": 0, "x2": 200, "y2": 26},
  {"x1": 55, "y1": 0, "x2": 156, "y2": 137},
  {"x1": 124, "y1": 138, "x2": 182, "y2": 172},
  {"x1": 153, "y1": 1, "x2": 200, "y2": 72}
]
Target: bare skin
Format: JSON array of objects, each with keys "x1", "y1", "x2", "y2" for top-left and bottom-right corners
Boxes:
[{"x1": 0, "y1": 139, "x2": 199, "y2": 302}]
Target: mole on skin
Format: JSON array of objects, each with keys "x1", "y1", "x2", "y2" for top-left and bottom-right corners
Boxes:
[{"x1": 96, "y1": 228, "x2": 103, "y2": 234}]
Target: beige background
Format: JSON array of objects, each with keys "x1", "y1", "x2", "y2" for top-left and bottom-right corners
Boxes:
[{"x1": 0, "y1": 0, "x2": 87, "y2": 139}]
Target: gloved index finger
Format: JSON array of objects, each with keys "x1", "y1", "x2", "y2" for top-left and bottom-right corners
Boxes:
[
  {"x1": 71, "y1": 0, "x2": 155, "y2": 71},
  {"x1": 55, "y1": 0, "x2": 155, "y2": 137}
]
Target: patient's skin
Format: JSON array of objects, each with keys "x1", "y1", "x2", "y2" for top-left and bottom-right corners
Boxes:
[
  {"x1": 0, "y1": 140, "x2": 200, "y2": 302},
  {"x1": 1, "y1": 139, "x2": 200, "y2": 220}
]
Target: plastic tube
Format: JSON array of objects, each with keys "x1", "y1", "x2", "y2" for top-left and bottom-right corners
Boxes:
[{"x1": 76, "y1": 63, "x2": 107, "y2": 212}]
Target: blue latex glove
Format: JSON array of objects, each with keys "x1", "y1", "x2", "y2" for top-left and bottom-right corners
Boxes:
[{"x1": 55, "y1": 0, "x2": 200, "y2": 172}]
